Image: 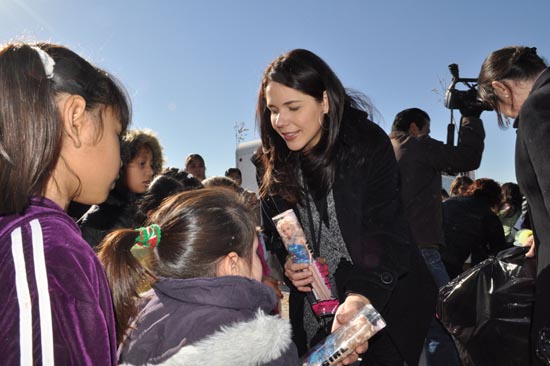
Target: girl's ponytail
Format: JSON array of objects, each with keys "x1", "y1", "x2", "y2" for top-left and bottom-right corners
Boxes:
[{"x1": 97, "y1": 228, "x2": 156, "y2": 344}]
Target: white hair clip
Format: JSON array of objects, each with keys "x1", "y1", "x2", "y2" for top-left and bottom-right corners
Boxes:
[{"x1": 31, "y1": 46, "x2": 55, "y2": 79}]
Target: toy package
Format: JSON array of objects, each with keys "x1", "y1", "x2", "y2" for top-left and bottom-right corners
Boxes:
[
  {"x1": 272, "y1": 209, "x2": 333, "y2": 300},
  {"x1": 301, "y1": 303, "x2": 386, "y2": 366}
]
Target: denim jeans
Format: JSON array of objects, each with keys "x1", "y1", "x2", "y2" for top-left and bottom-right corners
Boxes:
[{"x1": 420, "y1": 248, "x2": 461, "y2": 366}]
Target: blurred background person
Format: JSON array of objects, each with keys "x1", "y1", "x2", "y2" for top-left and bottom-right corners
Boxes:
[
  {"x1": 225, "y1": 167, "x2": 243, "y2": 187},
  {"x1": 449, "y1": 175, "x2": 473, "y2": 197},
  {"x1": 441, "y1": 178, "x2": 509, "y2": 279},
  {"x1": 184, "y1": 153, "x2": 206, "y2": 181},
  {"x1": 390, "y1": 107, "x2": 485, "y2": 366},
  {"x1": 498, "y1": 182, "x2": 523, "y2": 245}
]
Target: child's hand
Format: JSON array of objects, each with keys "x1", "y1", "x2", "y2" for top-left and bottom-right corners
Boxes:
[
  {"x1": 331, "y1": 293, "x2": 371, "y2": 366},
  {"x1": 262, "y1": 276, "x2": 283, "y2": 299},
  {"x1": 284, "y1": 256, "x2": 313, "y2": 292}
]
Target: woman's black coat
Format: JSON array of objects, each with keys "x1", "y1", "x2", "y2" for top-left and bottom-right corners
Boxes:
[
  {"x1": 515, "y1": 67, "x2": 550, "y2": 365},
  {"x1": 260, "y1": 109, "x2": 436, "y2": 365}
]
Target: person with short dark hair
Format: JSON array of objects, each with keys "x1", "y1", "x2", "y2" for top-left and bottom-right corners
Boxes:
[
  {"x1": 161, "y1": 166, "x2": 204, "y2": 190},
  {"x1": 390, "y1": 106, "x2": 485, "y2": 365},
  {"x1": 477, "y1": 46, "x2": 550, "y2": 364},
  {"x1": 225, "y1": 167, "x2": 243, "y2": 186}
]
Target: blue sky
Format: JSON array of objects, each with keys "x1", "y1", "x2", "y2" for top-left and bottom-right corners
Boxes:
[{"x1": 2, "y1": 0, "x2": 549, "y2": 184}]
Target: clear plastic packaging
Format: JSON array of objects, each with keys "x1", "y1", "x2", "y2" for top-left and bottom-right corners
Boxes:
[
  {"x1": 272, "y1": 209, "x2": 333, "y2": 300},
  {"x1": 301, "y1": 303, "x2": 386, "y2": 366}
]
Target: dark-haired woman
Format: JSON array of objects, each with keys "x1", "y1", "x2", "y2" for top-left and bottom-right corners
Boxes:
[
  {"x1": 256, "y1": 49, "x2": 436, "y2": 366},
  {"x1": 477, "y1": 45, "x2": 550, "y2": 365}
]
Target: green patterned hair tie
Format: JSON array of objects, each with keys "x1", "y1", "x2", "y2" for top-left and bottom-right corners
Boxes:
[{"x1": 134, "y1": 224, "x2": 162, "y2": 248}]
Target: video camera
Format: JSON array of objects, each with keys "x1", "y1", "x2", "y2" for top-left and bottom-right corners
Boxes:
[
  {"x1": 444, "y1": 63, "x2": 492, "y2": 111},
  {"x1": 444, "y1": 64, "x2": 492, "y2": 148}
]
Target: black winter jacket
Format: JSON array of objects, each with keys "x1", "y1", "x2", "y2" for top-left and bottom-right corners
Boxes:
[
  {"x1": 260, "y1": 109, "x2": 436, "y2": 366},
  {"x1": 514, "y1": 67, "x2": 550, "y2": 365},
  {"x1": 441, "y1": 195, "x2": 508, "y2": 279}
]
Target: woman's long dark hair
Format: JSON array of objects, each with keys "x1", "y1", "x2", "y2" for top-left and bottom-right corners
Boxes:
[
  {"x1": 256, "y1": 49, "x2": 371, "y2": 204},
  {"x1": 0, "y1": 42, "x2": 131, "y2": 214},
  {"x1": 97, "y1": 188, "x2": 256, "y2": 344}
]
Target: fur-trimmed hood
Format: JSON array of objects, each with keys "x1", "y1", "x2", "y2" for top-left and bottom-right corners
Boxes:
[
  {"x1": 117, "y1": 276, "x2": 300, "y2": 366},
  {"x1": 121, "y1": 310, "x2": 298, "y2": 366},
  {"x1": 121, "y1": 129, "x2": 164, "y2": 174}
]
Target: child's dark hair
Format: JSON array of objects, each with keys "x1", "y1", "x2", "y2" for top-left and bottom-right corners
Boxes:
[
  {"x1": 0, "y1": 42, "x2": 131, "y2": 214},
  {"x1": 202, "y1": 175, "x2": 244, "y2": 194},
  {"x1": 134, "y1": 175, "x2": 187, "y2": 225},
  {"x1": 225, "y1": 167, "x2": 242, "y2": 178},
  {"x1": 120, "y1": 129, "x2": 164, "y2": 174},
  {"x1": 97, "y1": 188, "x2": 257, "y2": 344},
  {"x1": 161, "y1": 167, "x2": 204, "y2": 190}
]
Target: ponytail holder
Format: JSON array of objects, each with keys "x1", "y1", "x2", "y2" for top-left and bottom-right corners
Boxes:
[
  {"x1": 31, "y1": 46, "x2": 55, "y2": 79},
  {"x1": 134, "y1": 224, "x2": 162, "y2": 248}
]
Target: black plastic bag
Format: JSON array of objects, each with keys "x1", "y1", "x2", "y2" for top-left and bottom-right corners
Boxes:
[{"x1": 437, "y1": 246, "x2": 536, "y2": 366}]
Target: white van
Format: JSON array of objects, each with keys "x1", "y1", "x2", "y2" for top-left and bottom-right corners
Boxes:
[{"x1": 236, "y1": 139, "x2": 261, "y2": 193}]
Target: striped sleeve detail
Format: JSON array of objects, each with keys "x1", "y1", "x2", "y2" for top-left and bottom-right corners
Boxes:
[
  {"x1": 30, "y1": 219, "x2": 54, "y2": 366},
  {"x1": 10, "y1": 219, "x2": 54, "y2": 366},
  {"x1": 10, "y1": 227, "x2": 33, "y2": 366}
]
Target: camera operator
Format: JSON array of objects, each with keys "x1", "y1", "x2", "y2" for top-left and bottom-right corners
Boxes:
[
  {"x1": 389, "y1": 106, "x2": 485, "y2": 366},
  {"x1": 477, "y1": 45, "x2": 549, "y2": 366}
]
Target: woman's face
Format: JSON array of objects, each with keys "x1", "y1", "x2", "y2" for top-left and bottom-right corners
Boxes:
[
  {"x1": 186, "y1": 158, "x2": 205, "y2": 181},
  {"x1": 492, "y1": 79, "x2": 532, "y2": 119},
  {"x1": 125, "y1": 146, "x2": 154, "y2": 194},
  {"x1": 495, "y1": 95, "x2": 519, "y2": 119},
  {"x1": 265, "y1": 81, "x2": 328, "y2": 152}
]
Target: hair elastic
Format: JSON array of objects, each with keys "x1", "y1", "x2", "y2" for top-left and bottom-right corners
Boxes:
[
  {"x1": 31, "y1": 46, "x2": 55, "y2": 79},
  {"x1": 134, "y1": 224, "x2": 162, "y2": 248}
]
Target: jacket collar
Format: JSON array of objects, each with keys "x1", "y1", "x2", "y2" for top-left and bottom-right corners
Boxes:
[
  {"x1": 514, "y1": 67, "x2": 550, "y2": 129},
  {"x1": 154, "y1": 276, "x2": 277, "y2": 313}
]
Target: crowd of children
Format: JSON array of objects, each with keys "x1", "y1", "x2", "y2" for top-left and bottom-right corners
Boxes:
[{"x1": 0, "y1": 41, "x2": 548, "y2": 366}]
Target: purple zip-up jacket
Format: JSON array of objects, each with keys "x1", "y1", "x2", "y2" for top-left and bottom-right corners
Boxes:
[{"x1": 0, "y1": 197, "x2": 117, "y2": 365}]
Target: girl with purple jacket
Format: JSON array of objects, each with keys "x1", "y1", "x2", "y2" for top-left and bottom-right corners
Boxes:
[{"x1": 0, "y1": 42, "x2": 130, "y2": 365}]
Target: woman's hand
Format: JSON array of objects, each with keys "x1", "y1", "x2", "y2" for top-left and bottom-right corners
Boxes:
[
  {"x1": 283, "y1": 256, "x2": 313, "y2": 292},
  {"x1": 525, "y1": 234, "x2": 536, "y2": 258},
  {"x1": 331, "y1": 293, "x2": 371, "y2": 366}
]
